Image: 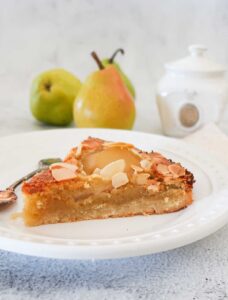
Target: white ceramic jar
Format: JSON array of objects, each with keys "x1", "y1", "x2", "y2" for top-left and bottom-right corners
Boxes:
[{"x1": 156, "y1": 45, "x2": 228, "y2": 137}]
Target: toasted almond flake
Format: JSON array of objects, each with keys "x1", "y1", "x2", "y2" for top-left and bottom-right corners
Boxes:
[
  {"x1": 50, "y1": 162, "x2": 78, "y2": 172},
  {"x1": 147, "y1": 184, "x2": 159, "y2": 192},
  {"x1": 131, "y1": 164, "x2": 143, "y2": 173},
  {"x1": 156, "y1": 164, "x2": 170, "y2": 176},
  {"x1": 51, "y1": 168, "x2": 77, "y2": 181},
  {"x1": 135, "y1": 173, "x2": 150, "y2": 185},
  {"x1": 140, "y1": 159, "x2": 152, "y2": 170},
  {"x1": 112, "y1": 172, "x2": 129, "y2": 189},
  {"x1": 100, "y1": 159, "x2": 125, "y2": 180},
  {"x1": 168, "y1": 164, "x2": 185, "y2": 177},
  {"x1": 75, "y1": 143, "x2": 83, "y2": 158},
  {"x1": 93, "y1": 168, "x2": 101, "y2": 175}
]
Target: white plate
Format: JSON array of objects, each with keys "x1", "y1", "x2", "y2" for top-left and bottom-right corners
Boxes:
[{"x1": 0, "y1": 128, "x2": 228, "y2": 260}]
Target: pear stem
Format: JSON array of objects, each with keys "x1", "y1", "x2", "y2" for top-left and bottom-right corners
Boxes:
[
  {"x1": 91, "y1": 51, "x2": 104, "y2": 70},
  {"x1": 109, "y1": 48, "x2": 125, "y2": 63}
]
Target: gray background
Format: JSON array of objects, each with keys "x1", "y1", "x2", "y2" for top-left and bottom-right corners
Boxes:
[
  {"x1": 0, "y1": 0, "x2": 228, "y2": 299},
  {"x1": 0, "y1": 0, "x2": 228, "y2": 135}
]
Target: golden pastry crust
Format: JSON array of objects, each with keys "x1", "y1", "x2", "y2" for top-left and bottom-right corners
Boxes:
[{"x1": 22, "y1": 137, "x2": 195, "y2": 226}]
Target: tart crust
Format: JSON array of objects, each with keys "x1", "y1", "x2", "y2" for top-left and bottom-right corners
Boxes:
[{"x1": 22, "y1": 137, "x2": 194, "y2": 226}]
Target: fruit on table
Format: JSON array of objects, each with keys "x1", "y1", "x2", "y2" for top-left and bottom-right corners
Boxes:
[
  {"x1": 73, "y1": 52, "x2": 136, "y2": 129},
  {"x1": 30, "y1": 69, "x2": 81, "y2": 126},
  {"x1": 102, "y1": 48, "x2": 136, "y2": 98}
]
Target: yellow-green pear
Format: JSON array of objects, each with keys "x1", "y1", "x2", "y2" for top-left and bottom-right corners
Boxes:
[
  {"x1": 102, "y1": 48, "x2": 136, "y2": 98},
  {"x1": 74, "y1": 52, "x2": 135, "y2": 129},
  {"x1": 30, "y1": 69, "x2": 81, "y2": 126}
]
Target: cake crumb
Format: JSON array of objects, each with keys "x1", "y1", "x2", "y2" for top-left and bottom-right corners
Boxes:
[
  {"x1": 11, "y1": 212, "x2": 23, "y2": 220},
  {"x1": 84, "y1": 182, "x2": 90, "y2": 189},
  {"x1": 164, "y1": 197, "x2": 169, "y2": 203}
]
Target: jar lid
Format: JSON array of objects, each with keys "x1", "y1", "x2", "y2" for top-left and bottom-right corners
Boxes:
[{"x1": 165, "y1": 45, "x2": 226, "y2": 74}]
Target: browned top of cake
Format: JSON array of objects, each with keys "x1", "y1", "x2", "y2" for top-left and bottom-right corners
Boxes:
[{"x1": 22, "y1": 137, "x2": 194, "y2": 195}]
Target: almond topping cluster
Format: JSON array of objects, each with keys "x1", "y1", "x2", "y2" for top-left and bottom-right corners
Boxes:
[
  {"x1": 49, "y1": 141, "x2": 185, "y2": 190},
  {"x1": 93, "y1": 159, "x2": 129, "y2": 189},
  {"x1": 156, "y1": 163, "x2": 185, "y2": 178}
]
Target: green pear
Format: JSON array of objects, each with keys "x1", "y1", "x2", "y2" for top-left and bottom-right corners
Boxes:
[
  {"x1": 74, "y1": 52, "x2": 135, "y2": 129},
  {"x1": 30, "y1": 69, "x2": 81, "y2": 126},
  {"x1": 102, "y1": 49, "x2": 136, "y2": 98}
]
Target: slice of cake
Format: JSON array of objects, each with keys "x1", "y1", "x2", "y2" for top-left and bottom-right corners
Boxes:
[{"x1": 22, "y1": 137, "x2": 194, "y2": 226}]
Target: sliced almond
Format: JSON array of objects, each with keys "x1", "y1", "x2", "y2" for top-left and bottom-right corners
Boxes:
[
  {"x1": 140, "y1": 159, "x2": 152, "y2": 170},
  {"x1": 100, "y1": 159, "x2": 125, "y2": 180},
  {"x1": 168, "y1": 164, "x2": 185, "y2": 177},
  {"x1": 75, "y1": 143, "x2": 83, "y2": 158},
  {"x1": 50, "y1": 162, "x2": 78, "y2": 172},
  {"x1": 147, "y1": 184, "x2": 159, "y2": 192},
  {"x1": 135, "y1": 173, "x2": 150, "y2": 185},
  {"x1": 131, "y1": 164, "x2": 143, "y2": 173},
  {"x1": 112, "y1": 172, "x2": 129, "y2": 189},
  {"x1": 156, "y1": 164, "x2": 170, "y2": 176},
  {"x1": 51, "y1": 168, "x2": 77, "y2": 181}
]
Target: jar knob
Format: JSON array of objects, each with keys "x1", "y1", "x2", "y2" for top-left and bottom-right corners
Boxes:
[{"x1": 189, "y1": 44, "x2": 207, "y2": 57}]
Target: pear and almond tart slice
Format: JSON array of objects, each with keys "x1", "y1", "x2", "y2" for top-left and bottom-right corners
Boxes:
[{"x1": 22, "y1": 137, "x2": 194, "y2": 226}]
